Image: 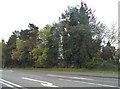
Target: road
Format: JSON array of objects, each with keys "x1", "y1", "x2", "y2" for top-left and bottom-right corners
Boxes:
[{"x1": 0, "y1": 69, "x2": 119, "y2": 89}]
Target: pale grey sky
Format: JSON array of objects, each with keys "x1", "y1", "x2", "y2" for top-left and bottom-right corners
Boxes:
[{"x1": 0, "y1": 0, "x2": 119, "y2": 41}]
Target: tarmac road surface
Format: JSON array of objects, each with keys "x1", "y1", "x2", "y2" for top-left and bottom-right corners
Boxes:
[{"x1": 0, "y1": 69, "x2": 119, "y2": 89}]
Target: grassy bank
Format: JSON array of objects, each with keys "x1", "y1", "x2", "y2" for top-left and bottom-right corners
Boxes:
[{"x1": 8, "y1": 68, "x2": 119, "y2": 74}]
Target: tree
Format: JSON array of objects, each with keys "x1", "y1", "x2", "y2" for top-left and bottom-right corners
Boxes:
[
  {"x1": 12, "y1": 39, "x2": 28, "y2": 67},
  {"x1": 46, "y1": 24, "x2": 60, "y2": 67},
  {"x1": 3, "y1": 32, "x2": 18, "y2": 68},
  {"x1": 1, "y1": 40, "x2": 7, "y2": 68},
  {"x1": 102, "y1": 41, "x2": 116, "y2": 61},
  {"x1": 58, "y1": 2, "x2": 102, "y2": 68},
  {"x1": 11, "y1": 23, "x2": 39, "y2": 67},
  {"x1": 32, "y1": 25, "x2": 51, "y2": 67},
  {"x1": 4, "y1": 1, "x2": 117, "y2": 69}
]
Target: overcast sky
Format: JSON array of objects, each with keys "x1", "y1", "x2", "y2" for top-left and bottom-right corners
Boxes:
[{"x1": 0, "y1": 0, "x2": 119, "y2": 41}]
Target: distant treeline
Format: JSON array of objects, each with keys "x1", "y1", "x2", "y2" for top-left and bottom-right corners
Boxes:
[{"x1": 1, "y1": 2, "x2": 119, "y2": 70}]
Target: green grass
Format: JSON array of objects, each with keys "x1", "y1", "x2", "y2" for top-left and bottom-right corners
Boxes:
[{"x1": 10, "y1": 68, "x2": 119, "y2": 74}]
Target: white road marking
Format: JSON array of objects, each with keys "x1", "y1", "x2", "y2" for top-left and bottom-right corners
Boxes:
[
  {"x1": 59, "y1": 78, "x2": 72, "y2": 82},
  {"x1": 58, "y1": 77, "x2": 118, "y2": 87},
  {"x1": 22, "y1": 77, "x2": 58, "y2": 87},
  {"x1": 47, "y1": 74, "x2": 93, "y2": 80},
  {"x1": 41, "y1": 83, "x2": 57, "y2": 87},
  {"x1": 0, "y1": 78, "x2": 22, "y2": 87},
  {"x1": 18, "y1": 73, "x2": 42, "y2": 78},
  {"x1": 70, "y1": 77, "x2": 93, "y2": 80},
  {"x1": 80, "y1": 81, "x2": 117, "y2": 87},
  {"x1": 0, "y1": 80, "x2": 14, "y2": 87},
  {"x1": 47, "y1": 74, "x2": 66, "y2": 78}
]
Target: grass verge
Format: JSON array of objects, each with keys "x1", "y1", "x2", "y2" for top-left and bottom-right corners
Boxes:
[{"x1": 8, "y1": 68, "x2": 119, "y2": 74}]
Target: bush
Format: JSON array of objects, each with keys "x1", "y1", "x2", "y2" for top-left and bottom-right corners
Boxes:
[
  {"x1": 96, "y1": 60, "x2": 118, "y2": 71},
  {"x1": 85, "y1": 57, "x2": 103, "y2": 69},
  {"x1": 85, "y1": 57, "x2": 118, "y2": 71}
]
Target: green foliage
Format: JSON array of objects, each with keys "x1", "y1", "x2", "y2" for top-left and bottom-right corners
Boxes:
[
  {"x1": 2, "y1": 1, "x2": 118, "y2": 70},
  {"x1": 38, "y1": 25, "x2": 51, "y2": 42},
  {"x1": 35, "y1": 47, "x2": 48, "y2": 67},
  {"x1": 12, "y1": 50, "x2": 20, "y2": 60},
  {"x1": 46, "y1": 25, "x2": 61, "y2": 67},
  {"x1": 10, "y1": 23, "x2": 39, "y2": 67},
  {"x1": 32, "y1": 25, "x2": 51, "y2": 67},
  {"x1": 85, "y1": 57, "x2": 118, "y2": 71},
  {"x1": 101, "y1": 42, "x2": 116, "y2": 60},
  {"x1": 2, "y1": 32, "x2": 18, "y2": 68},
  {"x1": 85, "y1": 57, "x2": 103, "y2": 69},
  {"x1": 59, "y1": 2, "x2": 102, "y2": 68},
  {"x1": 16, "y1": 39, "x2": 25, "y2": 51},
  {"x1": 32, "y1": 46, "x2": 48, "y2": 67},
  {"x1": 96, "y1": 60, "x2": 118, "y2": 71},
  {"x1": 32, "y1": 47, "x2": 42, "y2": 60},
  {"x1": 12, "y1": 40, "x2": 27, "y2": 61}
]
